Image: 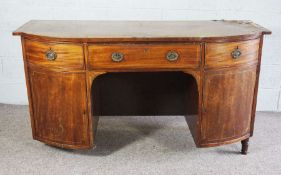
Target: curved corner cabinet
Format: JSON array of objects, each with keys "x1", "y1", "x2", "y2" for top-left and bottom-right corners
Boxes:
[{"x1": 13, "y1": 20, "x2": 271, "y2": 154}]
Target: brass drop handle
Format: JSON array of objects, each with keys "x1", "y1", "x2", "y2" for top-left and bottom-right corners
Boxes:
[
  {"x1": 166, "y1": 51, "x2": 179, "y2": 61},
  {"x1": 111, "y1": 52, "x2": 124, "y2": 62},
  {"x1": 45, "y1": 49, "x2": 57, "y2": 61},
  {"x1": 231, "y1": 47, "x2": 242, "y2": 59}
]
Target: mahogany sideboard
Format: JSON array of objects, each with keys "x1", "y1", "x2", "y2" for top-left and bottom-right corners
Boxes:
[{"x1": 13, "y1": 20, "x2": 271, "y2": 154}]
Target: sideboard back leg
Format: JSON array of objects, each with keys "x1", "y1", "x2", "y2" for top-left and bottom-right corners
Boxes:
[{"x1": 241, "y1": 138, "x2": 249, "y2": 155}]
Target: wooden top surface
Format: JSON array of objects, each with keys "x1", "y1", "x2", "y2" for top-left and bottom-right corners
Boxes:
[{"x1": 13, "y1": 20, "x2": 271, "y2": 42}]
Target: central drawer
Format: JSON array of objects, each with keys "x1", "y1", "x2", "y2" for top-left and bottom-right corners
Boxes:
[{"x1": 87, "y1": 44, "x2": 201, "y2": 69}]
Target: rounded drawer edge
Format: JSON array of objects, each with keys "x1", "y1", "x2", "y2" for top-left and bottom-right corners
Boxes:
[
  {"x1": 205, "y1": 39, "x2": 260, "y2": 69},
  {"x1": 24, "y1": 39, "x2": 85, "y2": 70}
]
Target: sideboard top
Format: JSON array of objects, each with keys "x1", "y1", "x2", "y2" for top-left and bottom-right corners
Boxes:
[{"x1": 13, "y1": 20, "x2": 271, "y2": 42}]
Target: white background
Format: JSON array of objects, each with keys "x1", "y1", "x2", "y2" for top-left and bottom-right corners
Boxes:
[{"x1": 0, "y1": 0, "x2": 280, "y2": 111}]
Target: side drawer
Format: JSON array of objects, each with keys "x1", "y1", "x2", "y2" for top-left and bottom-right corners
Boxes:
[
  {"x1": 24, "y1": 40, "x2": 85, "y2": 70},
  {"x1": 205, "y1": 39, "x2": 260, "y2": 69},
  {"x1": 88, "y1": 43, "x2": 201, "y2": 69}
]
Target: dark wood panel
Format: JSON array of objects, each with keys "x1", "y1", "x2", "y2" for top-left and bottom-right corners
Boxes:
[
  {"x1": 201, "y1": 66, "x2": 257, "y2": 144},
  {"x1": 29, "y1": 68, "x2": 90, "y2": 148},
  {"x1": 250, "y1": 36, "x2": 264, "y2": 137},
  {"x1": 184, "y1": 75, "x2": 199, "y2": 145},
  {"x1": 88, "y1": 44, "x2": 201, "y2": 69}
]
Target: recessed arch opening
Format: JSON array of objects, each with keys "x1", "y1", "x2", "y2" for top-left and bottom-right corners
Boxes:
[{"x1": 91, "y1": 71, "x2": 198, "y2": 117}]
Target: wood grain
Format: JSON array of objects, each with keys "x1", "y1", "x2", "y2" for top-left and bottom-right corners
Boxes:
[
  {"x1": 201, "y1": 65, "x2": 257, "y2": 145},
  {"x1": 205, "y1": 39, "x2": 260, "y2": 69},
  {"x1": 250, "y1": 37, "x2": 264, "y2": 137},
  {"x1": 13, "y1": 20, "x2": 271, "y2": 42},
  {"x1": 28, "y1": 67, "x2": 90, "y2": 149},
  {"x1": 88, "y1": 44, "x2": 201, "y2": 69},
  {"x1": 25, "y1": 39, "x2": 85, "y2": 70}
]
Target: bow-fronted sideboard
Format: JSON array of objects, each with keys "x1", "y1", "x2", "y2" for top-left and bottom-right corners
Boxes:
[{"x1": 13, "y1": 20, "x2": 271, "y2": 154}]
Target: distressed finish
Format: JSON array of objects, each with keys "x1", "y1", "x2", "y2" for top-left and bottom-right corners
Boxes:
[
  {"x1": 13, "y1": 20, "x2": 271, "y2": 154},
  {"x1": 28, "y1": 67, "x2": 90, "y2": 148},
  {"x1": 13, "y1": 20, "x2": 271, "y2": 42},
  {"x1": 202, "y1": 66, "x2": 257, "y2": 146}
]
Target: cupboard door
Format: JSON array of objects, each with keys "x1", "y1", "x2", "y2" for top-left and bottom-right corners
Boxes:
[
  {"x1": 201, "y1": 66, "x2": 257, "y2": 144},
  {"x1": 29, "y1": 69, "x2": 90, "y2": 148}
]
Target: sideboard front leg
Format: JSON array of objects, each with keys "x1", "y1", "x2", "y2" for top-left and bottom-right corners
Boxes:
[
  {"x1": 87, "y1": 71, "x2": 106, "y2": 147},
  {"x1": 241, "y1": 138, "x2": 249, "y2": 155}
]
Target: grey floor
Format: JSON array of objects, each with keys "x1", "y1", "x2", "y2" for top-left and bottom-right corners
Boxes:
[{"x1": 0, "y1": 104, "x2": 281, "y2": 175}]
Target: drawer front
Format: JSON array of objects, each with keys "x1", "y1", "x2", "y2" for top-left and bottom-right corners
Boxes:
[
  {"x1": 205, "y1": 39, "x2": 260, "y2": 68},
  {"x1": 25, "y1": 40, "x2": 84, "y2": 70},
  {"x1": 88, "y1": 44, "x2": 201, "y2": 69}
]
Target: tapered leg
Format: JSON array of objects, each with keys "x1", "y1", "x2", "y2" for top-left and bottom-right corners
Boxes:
[{"x1": 241, "y1": 138, "x2": 249, "y2": 155}]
